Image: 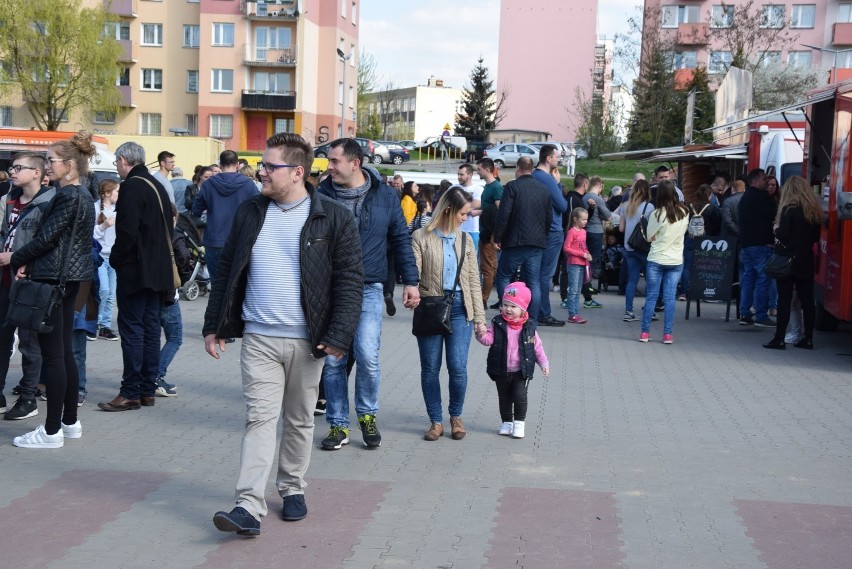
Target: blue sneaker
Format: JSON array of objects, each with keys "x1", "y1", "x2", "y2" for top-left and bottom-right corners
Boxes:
[
  {"x1": 213, "y1": 507, "x2": 260, "y2": 536},
  {"x1": 584, "y1": 300, "x2": 603, "y2": 309},
  {"x1": 560, "y1": 299, "x2": 569, "y2": 308}
]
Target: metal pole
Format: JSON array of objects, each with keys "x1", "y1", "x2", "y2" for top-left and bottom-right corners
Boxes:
[{"x1": 341, "y1": 60, "x2": 346, "y2": 137}]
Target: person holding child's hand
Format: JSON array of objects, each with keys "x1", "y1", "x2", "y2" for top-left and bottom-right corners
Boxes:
[{"x1": 475, "y1": 282, "x2": 549, "y2": 439}]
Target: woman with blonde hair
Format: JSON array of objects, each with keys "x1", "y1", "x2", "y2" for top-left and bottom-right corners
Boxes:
[
  {"x1": 411, "y1": 187, "x2": 485, "y2": 441},
  {"x1": 762, "y1": 175, "x2": 822, "y2": 350}
]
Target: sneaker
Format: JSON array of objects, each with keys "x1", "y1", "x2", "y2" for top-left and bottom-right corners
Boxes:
[
  {"x1": 498, "y1": 421, "x2": 514, "y2": 436},
  {"x1": 567, "y1": 315, "x2": 588, "y2": 324},
  {"x1": 281, "y1": 494, "x2": 307, "y2": 521},
  {"x1": 85, "y1": 331, "x2": 97, "y2": 341},
  {"x1": 739, "y1": 316, "x2": 754, "y2": 326},
  {"x1": 4, "y1": 397, "x2": 38, "y2": 420},
  {"x1": 77, "y1": 393, "x2": 85, "y2": 407},
  {"x1": 559, "y1": 299, "x2": 569, "y2": 308},
  {"x1": 651, "y1": 314, "x2": 659, "y2": 322},
  {"x1": 584, "y1": 300, "x2": 603, "y2": 309},
  {"x1": 12, "y1": 424, "x2": 63, "y2": 449},
  {"x1": 511, "y1": 421, "x2": 525, "y2": 439},
  {"x1": 677, "y1": 294, "x2": 687, "y2": 301},
  {"x1": 62, "y1": 420, "x2": 82, "y2": 439},
  {"x1": 623, "y1": 311, "x2": 637, "y2": 322},
  {"x1": 314, "y1": 399, "x2": 326, "y2": 416},
  {"x1": 213, "y1": 506, "x2": 260, "y2": 536},
  {"x1": 753, "y1": 317, "x2": 776, "y2": 328},
  {"x1": 639, "y1": 332, "x2": 651, "y2": 343},
  {"x1": 98, "y1": 327, "x2": 119, "y2": 341},
  {"x1": 155, "y1": 377, "x2": 177, "y2": 397},
  {"x1": 537, "y1": 315, "x2": 566, "y2": 327},
  {"x1": 358, "y1": 414, "x2": 382, "y2": 448},
  {"x1": 662, "y1": 334, "x2": 674, "y2": 345},
  {"x1": 320, "y1": 426, "x2": 350, "y2": 450}
]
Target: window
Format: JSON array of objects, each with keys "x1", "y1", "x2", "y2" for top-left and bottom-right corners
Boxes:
[
  {"x1": 275, "y1": 118, "x2": 294, "y2": 133},
  {"x1": 350, "y1": 43, "x2": 355, "y2": 66},
  {"x1": 254, "y1": 26, "x2": 291, "y2": 60},
  {"x1": 210, "y1": 114, "x2": 233, "y2": 138},
  {"x1": 50, "y1": 108, "x2": 68, "y2": 123},
  {"x1": 673, "y1": 51, "x2": 697, "y2": 69},
  {"x1": 211, "y1": 69, "x2": 233, "y2": 93},
  {"x1": 0, "y1": 106, "x2": 11, "y2": 126},
  {"x1": 349, "y1": 85, "x2": 354, "y2": 108},
  {"x1": 338, "y1": 81, "x2": 343, "y2": 105},
  {"x1": 253, "y1": 71, "x2": 290, "y2": 93},
  {"x1": 840, "y1": 4, "x2": 852, "y2": 23},
  {"x1": 760, "y1": 5, "x2": 785, "y2": 28},
  {"x1": 183, "y1": 25, "x2": 199, "y2": 48},
  {"x1": 760, "y1": 51, "x2": 782, "y2": 66},
  {"x1": 187, "y1": 70, "x2": 198, "y2": 93},
  {"x1": 708, "y1": 50, "x2": 732, "y2": 74},
  {"x1": 835, "y1": 51, "x2": 852, "y2": 68},
  {"x1": 32, "y1": 22, "x2": 47, "y2": 36},
  {"x1": 118, "y1": 67, "x2": 130, "y2": 86},
  {"x1": 341, "y1": 0, "x2": 346, "y2": 17},
  {"x1": 140, "y1": 113, "x2": 161, "y2": 135},
  {"x1": 141, "y1": 68, "x2": 162, "y2": 90},
  {"x1": 710, "y1": 5, "x2": 735, "y2": 28},
  {"x1": 788, "y1": 51, "x2": 813, "y2": 67},
  {"x1": 142, "y1": 23, "x2": 163, "y2": 46},
  {"x1": 409, "y1": 97, "x2": 416, "y2": 111},
  {"x1": 104, "y1": 22, "x2": 130, "y2": 40},
  {"x1": 352, "y1": 1, "x2": 357, "y2": 25},
  {"x1": 790, "y1": 5, "x2": 815, "y2": 28},
  {"x1": 0, "y1": 61, "x2": 15, "y2": 82},
  {"x1": 212, "y1": 23, "x2": 234, "y2": 46},
  {"x1": 186, "y1": 114, "x2": 198, "y2": 136},
  {"x1": 94, "y1": 111, "x2": 116, "y2": 124},
  {"x1": 661, "y1": 5, "x2": 700, "y2": 28}
]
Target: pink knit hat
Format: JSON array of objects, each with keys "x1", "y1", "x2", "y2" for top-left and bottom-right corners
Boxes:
[{"x1": 503, "y1": 282, "x2": 531, "y2": 312}]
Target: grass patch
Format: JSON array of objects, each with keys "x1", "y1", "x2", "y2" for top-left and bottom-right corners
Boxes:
[{"x1": 568, "y1": 159, "x2": 649, "y2": 188}]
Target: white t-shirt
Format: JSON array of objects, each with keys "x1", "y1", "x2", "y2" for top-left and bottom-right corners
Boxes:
[{"x1": 457, "y1": 184, "x2": 483, "y2": 233}]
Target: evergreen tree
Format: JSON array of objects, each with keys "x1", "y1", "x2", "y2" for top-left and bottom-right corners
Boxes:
[
  {"x1": 627, "y1": 48, "x2": 682, "y2": 150},
  {"x1": 684, "y1": 66, "x2": 715, "y2": 145},
  {"x1": 454, "y1": 58, "x2": 503, "y2": 140}
]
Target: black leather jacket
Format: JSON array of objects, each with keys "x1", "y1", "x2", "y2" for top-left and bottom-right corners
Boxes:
[
  {"x1": 202, "y1": 188, "x2": 364, "y2": 358},
  {"x1": 11, "y1": 184, "x2": 95, "y2": 282}
]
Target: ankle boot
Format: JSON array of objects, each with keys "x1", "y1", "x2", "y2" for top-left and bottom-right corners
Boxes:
[
  {"x1": 762, "y1": 338, "x2": 786, "y2": 350},
  {"x1": 794, "y1": 337, "x2": 813, "y2": 350}
]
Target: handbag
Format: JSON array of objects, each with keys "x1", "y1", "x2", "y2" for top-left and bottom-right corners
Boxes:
[
  {"x1": 627, "y1": 203, "x2": 651, "y2": 253},
  {"x1": 133, "y1": 177, "x2": 182, "y2": 289},
  {"x1": 764, "y1": 252, "x2": 793, "y2": 279},
  {"x1": 412, "y1": 233, "x2": 466, "y2": 337},
  {"x1": 5, "y1": 190, "x2": 84, "y2": 333}
]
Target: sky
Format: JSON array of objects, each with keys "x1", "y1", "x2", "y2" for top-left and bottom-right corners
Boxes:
[{"x1": 358, "y1": 0, "x2": 644, "y2": 91}]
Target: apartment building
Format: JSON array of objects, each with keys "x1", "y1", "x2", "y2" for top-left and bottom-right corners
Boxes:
[
  {"x1": 0, "y1": 0, "x2": 358, "y2": 151},
  {"x1": 641, "y1": 1, "x2": 851, "y2": 85},
  {"x1": 361, "y1": 79, "x2": 464, "y2": 142}
]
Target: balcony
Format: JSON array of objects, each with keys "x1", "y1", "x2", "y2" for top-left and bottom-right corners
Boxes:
[
  {"x1": 118, "y1": 39, "x2": 136, "y2": 63},
  {"x1": 241, "y1": 0, "x2": 298, "y2": 20},
  {"x1": 677, "y1": 23, "x2": 708, "y2": 45},
  {"x1": 118, "y1": 85, "x2": 135, "y2": 108},
  {"x1": 241, "y1": 90, "x2": 296, "y2": 111},
  {"x1": 242, "y1": 44, "x2": 298, "y2": 67},
  {"x1": 104, "y1": 0, "x2": 138, "y2": 18},
  {"x1": 833, "y1": 23, "x2": 852, "y2": 46}
]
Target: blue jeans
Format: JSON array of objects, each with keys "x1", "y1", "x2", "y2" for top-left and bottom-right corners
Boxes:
[
  {"x1": 158, "y1": 301, "x2": 183, "y2": 379},
  {"x1": 494, "y1": 245, "x2": 543, "y2": 320},
  {"x1": 469, "y1": 232, "x2": 480, "y2": 256},
  {"x1": 624, "y1": 250, "x2": 647, "y2": 313},
  {"x1": 739, "y1": 245, "x2": 772, "y2": 320},
  {"x1": 205, "y1": 246, "x2": 223, "y2": 284},
  {"x1": 322, "y1": 283, "x2": 383, "y2": 428},
  {"x1": 566, "y1": 264, "x2": 585, "y2": 317},
  {"x1": 97, "y1": 260, "x2": 117, "y2": 328},
  {"x1": 417, "y1": 295, "x2": 472, "y2": 423},
  {"x1": 538, "y1": 229, "x2": 564, "y2": 320},
  {"x1": 72, "y1": 307, "x2": 96, "y2": 395},
  {"x1": 641, "y1": 261, "x2": 683, "y2": 335}
]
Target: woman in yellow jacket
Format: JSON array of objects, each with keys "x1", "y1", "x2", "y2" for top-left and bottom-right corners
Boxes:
[
  {"x1": 411, "y1": 187, "x2": 485, "y2": 442},
  {"x1": 400, "y1": 181, "x2": 420, "y2": 225}
]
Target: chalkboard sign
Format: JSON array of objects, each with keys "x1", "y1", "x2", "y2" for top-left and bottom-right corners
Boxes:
[{"x1": 688, "y1": 237, "x2": 737, "y2": 301}]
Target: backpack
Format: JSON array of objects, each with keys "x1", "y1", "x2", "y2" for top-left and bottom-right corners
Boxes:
[{"x1": 687, "y1": 204, "x2": 709, "y2": 237}]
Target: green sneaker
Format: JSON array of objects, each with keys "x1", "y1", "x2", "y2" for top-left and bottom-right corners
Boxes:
[
  {"x1": 358, "y1": 414, "x2": 382, "y2": 448},
  {"x1": 320, "y1": 426, "x2": 350, "y2": 450}
]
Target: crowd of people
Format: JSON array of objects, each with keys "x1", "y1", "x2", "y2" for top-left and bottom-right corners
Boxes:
[{"x1": 0, "y1": 133, "x2": 823, "y2": 536}]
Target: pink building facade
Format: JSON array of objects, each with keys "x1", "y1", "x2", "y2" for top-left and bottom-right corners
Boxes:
[{"x1": 497, "y1": 0, "x2": 599, "y2": 142}]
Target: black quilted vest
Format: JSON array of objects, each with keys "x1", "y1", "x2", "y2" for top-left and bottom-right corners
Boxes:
[{"x1": 485, "y1": 315, "x2": 537, "y2": 381}]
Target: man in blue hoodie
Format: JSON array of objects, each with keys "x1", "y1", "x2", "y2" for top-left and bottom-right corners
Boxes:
[{"x1": 192, "y1": 150, "x2": 259, "y2": 280}]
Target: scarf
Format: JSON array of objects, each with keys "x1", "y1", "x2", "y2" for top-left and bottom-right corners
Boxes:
[
  {"x1": 332, "y1": 170, "x2": 372, "y2": 227},
  {"x1": 501, "y1": 312, "x2": 528, "y2": 331}
]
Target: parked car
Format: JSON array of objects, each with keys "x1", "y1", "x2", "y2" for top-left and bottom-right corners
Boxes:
[
  {"x1": 561, "y1": 142, "x2": 588, "y2": 160},
  {"x1": 464, "y1": 140, "x2": 493, "y2": 162},
  {"x1": 482, "y1": 143, "x2": 538, "y2": 168},
  {"x1": 374, "y1": 141, "x2": 411, "y2": 165},
  {"x1": 527, "y1": 142, "x2": 566, "y2": 165},
  {"x1": 397, "y1": 140, "x2": 418, "y2": 150},
  {"x1": 414, "y1": 140, "x2": 463, "y2": 156},
  {"x1": 313, "y1": 137, "x2": 375, "y2": 162}
]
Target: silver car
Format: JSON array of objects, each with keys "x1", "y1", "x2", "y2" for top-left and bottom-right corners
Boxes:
[{"x1": 482, "y1": 143, "x2": 538, "y2": 168}]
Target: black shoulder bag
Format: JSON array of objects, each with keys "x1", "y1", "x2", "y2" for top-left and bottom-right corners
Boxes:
[
  {"x1": 627, "y1": 203, "x2": 651, "y2": 253},
  {"x1": 412, "y1": 233, "x2": 466, "y2": 337},
  {"x1": 6, "y1": 189, "x2": 83, "y2": 333}
]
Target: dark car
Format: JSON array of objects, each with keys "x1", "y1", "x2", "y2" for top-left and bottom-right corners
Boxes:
[
  {"x1": 375, "y1": 141, "x2": 411, "y2": 165},
  {"x1": 314, "y1": 137, "x2": 375, "y2": 162}
]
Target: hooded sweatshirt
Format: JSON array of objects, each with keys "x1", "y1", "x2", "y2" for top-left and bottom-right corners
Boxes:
[{"x1": 191, "y1": 171, "x2": 259, "y2": 248}]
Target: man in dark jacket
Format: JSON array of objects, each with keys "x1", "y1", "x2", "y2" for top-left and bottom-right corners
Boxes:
[
  {"x1": 191, "y1": 149, "x2": 259, "y2": 280},
  {"x1": 99, "y1": 141, "x2": 175, "y2": 412},
  {"x1": 316, "y1": 137, "x2": 420, "y2": 451},
  {"x1": 737, "y1": 168, "x2": 777, "y2": 328},
  {"x1": 205, "y1": 133, "x2": 363, "y2": 536},
  {"x1": 492, "y1": 156, "x2": 552, "y2": 321}
]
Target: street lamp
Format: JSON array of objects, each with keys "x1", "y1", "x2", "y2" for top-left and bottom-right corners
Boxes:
[
  {"x1": 801, "y1": 44, "x2": 852, "y2": 83},
  {"x1": 337, "y1": 48, "x2": 353, "y2": 137}
]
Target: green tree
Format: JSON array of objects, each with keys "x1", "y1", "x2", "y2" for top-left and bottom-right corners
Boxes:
[
  {"x1": 683, "y1": 66, "x2": 715, "y2": 144},
  {"x1": 572, "y1": 87, "x2": 622, "y2": 159},
  {"x1": 357, "y1": 111, "x2": 382, "y2": 140},
  {"x1": 454, "y1": 57, "x2": 506, "y2": 140},
  {"x1": 0, "y1": 0, "x2": 122, "y2": 131},
  {"x1": 356, "y1": 49, "x2": 378, "y2": 135},
  {"x1": 627, "y1": 46, "x2": 683, "y2": 149}
]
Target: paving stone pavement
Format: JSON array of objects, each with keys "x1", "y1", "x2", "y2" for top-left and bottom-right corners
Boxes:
[{"x1": 0, "y1": 289, "x2": 850, "y2": 569}]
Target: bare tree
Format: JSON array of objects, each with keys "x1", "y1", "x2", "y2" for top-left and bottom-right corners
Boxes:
[
  {"x1": 356, "y1": 49, "x2": 378, "y2": 134},
  {"x1": 375, "y1": 80, "x2": 399, "y2": 139}
]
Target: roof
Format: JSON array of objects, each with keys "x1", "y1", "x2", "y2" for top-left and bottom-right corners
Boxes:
[
  {"x1": 639, "y1": 144, "x2": 747, "y2": 162},
  {"x1": 599, "y1": 146, "x2": 684, "y2": 161},
  {"x1": 701, "y1": 91, "x2": 835, "y2": 133}
]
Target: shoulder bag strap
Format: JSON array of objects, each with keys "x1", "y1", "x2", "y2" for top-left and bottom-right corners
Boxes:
[
  {"x1": 132, "y1": 176, "x2": 175, "y2": 252},
  {"x1": 697, "y1": 204, "x2": 710, "y2": 216},
  {"x1": 58, "y1": 189, "x2": 84, "y2": 288},
  {"x1": 448, "y1": 231, "x2": 466, "y2": 299}
]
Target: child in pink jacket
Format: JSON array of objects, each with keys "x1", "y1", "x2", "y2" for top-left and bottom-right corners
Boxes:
[{"x1": 562, "y1": 207, "x2": 593, "y2": 323}]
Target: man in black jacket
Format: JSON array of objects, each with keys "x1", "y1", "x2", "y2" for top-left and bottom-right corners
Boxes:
[
  {"x1": 205, "y1": 133, "x2": 363, "y2": 535},
  {"x1": 99, "y1": 141, "x2": 175, "y2": 412},
  {"x1": 737, "y1": 168, "x2": 777, "y2": 327},
  {"x1": 492, "y1": 156, "x2": 552, "y2": 320}
]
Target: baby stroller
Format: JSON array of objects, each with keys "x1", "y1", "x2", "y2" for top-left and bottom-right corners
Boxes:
[
  {"x1": 176, "y1": 213, "x2": 209, "y2": 301},
  {"x1": 599, "y1": 241, "x2": 625, "y2": 292}
]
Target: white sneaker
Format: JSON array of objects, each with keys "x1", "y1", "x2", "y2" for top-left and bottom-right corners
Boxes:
[
  {"x1": 13, "y1": 424, "x2": 64, "y2": 448},
  {"x1": 511, "y1": 421, "x2": 525, "y2": 439},
  {"x1": 498, "y1": 422, "x2": 513, "y2": 436},
  {"x1": 62, "y1": 421, "x2": 82, "y2": 439}
]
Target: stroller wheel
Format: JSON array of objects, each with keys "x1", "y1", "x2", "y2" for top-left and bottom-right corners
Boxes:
[{"x1": 182, "y1": 281, "x2": 200, "y2": 301}]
